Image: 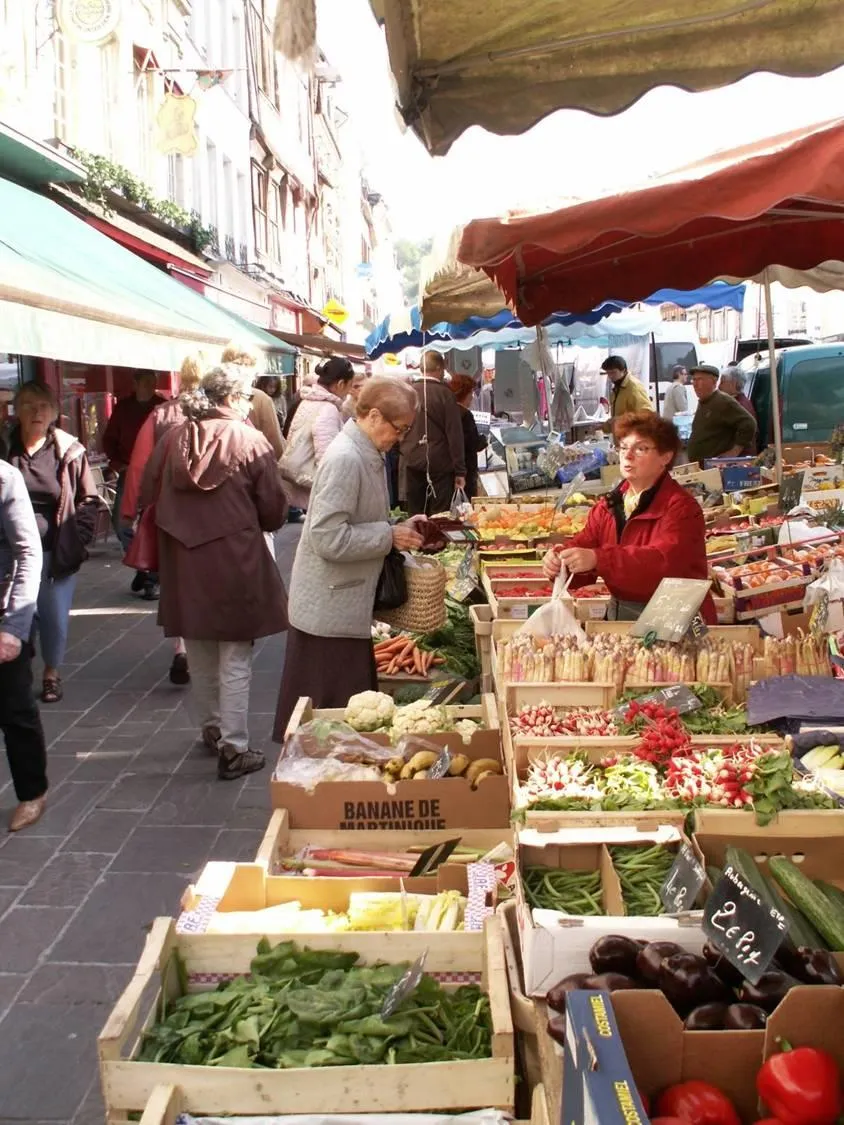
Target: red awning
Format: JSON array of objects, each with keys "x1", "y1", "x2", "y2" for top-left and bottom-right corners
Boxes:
[
  {"x1": 267, "y1": 329, "x2": 367, "y2": 363},
  {"x1": 84, "y1": 215, "x2": 212, "y2": 278},
  {"x1": 458, "y1": 117, "x2": 844, "y2": 325}
]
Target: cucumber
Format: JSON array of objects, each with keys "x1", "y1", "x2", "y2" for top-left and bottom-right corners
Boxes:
[
  {"x1": 725, "y1": 847, "x2": 776, "y2": 904},
  {"x1": 816, "y1": 880, "x2": 844, "y2": 912},
  {"x1": 723, "y1": 847, "x2": 827, "y2": 950},
  {"x1": 706, "y1": 865, "x2": 722, "y2": 888},
  {"x1": 769, "y1": 857, "x2": 844, "y2": 951}
]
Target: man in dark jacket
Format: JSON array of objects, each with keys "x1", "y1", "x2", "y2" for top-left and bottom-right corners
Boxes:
[
  {"x1": 687, "y1": 364, "x2": 757, "y2": 464},
  {"x1": 0, "y1": 461, "x2": 48, "y2": 831},
  {"x1": 102, "y1": 369, "x2": 164, "y2": 597},
  {"x1": 400, "y1": 352, "x2": 466, "y2": 515}
]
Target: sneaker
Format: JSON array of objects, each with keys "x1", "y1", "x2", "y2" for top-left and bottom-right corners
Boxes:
[
  {"x1": 217, "y1": 744, "x2": 265, "y2": 780},
  {"x1": 169, "y1": 653, "x2": 190, "y2": 685},
  {"x1": 130, "y1": 571, "x2": 146, "y2": 593},
  {"x1": 142, "y1": 580, "x2": 159, "y2": 601},
  {"x1": 201, "y1": 724, "x2": 221, "y2": 753}
]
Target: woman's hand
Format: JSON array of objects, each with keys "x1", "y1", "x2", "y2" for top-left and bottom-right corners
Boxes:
[
  {"x1": 392, "y1": 522, "x2": 424, "y2": 551},
  {"x1": 542, "y1": 547, "x2": 563, "y2": 580},
  {"x1": 558, "y1": 547, "x2": 598, "y2": 574}
]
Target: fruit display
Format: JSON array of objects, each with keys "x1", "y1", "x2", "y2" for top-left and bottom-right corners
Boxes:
[
  {"x1": 491, "y1": 582, "x2": 554, "y2": 599},
  {"x1": 713, "y1": 559, "x2": 808, "y2": 591},
  {"x1": 779, "y1": 539, "x2": 844, "y2": 569},
  {"x1": 520, "y1": 747, "x2": 837, "y2": 823},
  {"x1": 469, "y1": 503, "x2": 590, "y2": 541}
]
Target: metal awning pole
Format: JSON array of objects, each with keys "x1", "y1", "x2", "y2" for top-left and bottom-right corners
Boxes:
[{"x1": 764, "y1": 268, "x2": 784, "y2": 485}]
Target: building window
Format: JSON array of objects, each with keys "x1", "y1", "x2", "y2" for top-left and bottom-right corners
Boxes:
[
  {"x1": 167, "y1": 153, "x2": 185, "y2": 206},
  {"x1": 268, "y1": 181, "x2": 282, "y2": 263},
  {"x1": 249, "y1": 0, "x2": 276, "y2": 104},
  {"x1": 206, "y1": 140, "x2": 219, "y2": 227},
  {"x1": 54, "y1": 33, "x2": 73, "y2": 142},
  {"x1": 252, "y1": 160, "x2": 268, "y2": 253},
  {"x1": 134, "y1": 48, "x2": 157, "y2": 182}
]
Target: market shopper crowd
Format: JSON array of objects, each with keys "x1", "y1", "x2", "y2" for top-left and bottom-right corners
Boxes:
[{"x1": 0, "y1": 349, "x2": 762, "y2": 830}]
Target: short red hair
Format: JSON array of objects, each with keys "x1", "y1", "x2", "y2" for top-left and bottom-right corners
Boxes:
[
  {"x1": 613, "y1": 411, "x2": 681, "y2": 460},
  {"x1": 449, "y1": 374, "x2": 475, "y2": 403}
]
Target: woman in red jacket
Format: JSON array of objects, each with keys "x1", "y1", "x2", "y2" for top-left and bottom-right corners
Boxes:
[{"x1": 544, "y1": 411, "x2": 716, "y2": 623}]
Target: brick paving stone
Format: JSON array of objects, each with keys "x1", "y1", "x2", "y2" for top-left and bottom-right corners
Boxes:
[
  {"x1": 0, "y1": 528, "x2": 302, "y2": 1106},
  {"x1": 0, "y1": 907, "x2": 75, "y2": 972},
  {"x1": 20, "y1": 852, "x2": 110, "y2": 907}
]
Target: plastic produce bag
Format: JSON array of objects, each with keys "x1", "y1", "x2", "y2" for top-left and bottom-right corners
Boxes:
[
  {"x1": 450, "y1": 486, "x2": 471, "y2": 518},
  {"x1": 778, "y1": 517, "x2": 839, "y2": 546},
  {"x1": 805, "y1": 557, "x2": 844, "y2": 606},
  {"x1": 514, "y1": 574, "x2": 585, "y2": 639}
]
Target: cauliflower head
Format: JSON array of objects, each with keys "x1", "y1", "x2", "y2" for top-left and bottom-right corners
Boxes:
[
  {"x1": 391, "y1": 699, "x2": 450, "y2": 739},
  {"x1": 344, "y1": 691, "x2": 395, "y2": 732},
  {"x1": 453, "y1": 718, "x2": 480, "y2": 744}
]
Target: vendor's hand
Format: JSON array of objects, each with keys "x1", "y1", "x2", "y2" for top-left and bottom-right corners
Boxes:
[
  {"x1": 558, "y1": 547, "x2": 598, "y2": 574},
  {"x1": 454, "y1": 476, "x2": 466, "y2": 491},
  {"x1": 392, "y1": 523, "x2": 424, "y2": 551},
  {"x1": 0, "y1": 632, "x2": 22, "y2": 663},
  {"x1": 542, "y1": 547, "x2": 563, "y2": 580}
]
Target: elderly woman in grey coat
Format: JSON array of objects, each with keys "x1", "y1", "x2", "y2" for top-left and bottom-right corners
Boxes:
[{"x1": 273, "y1": 377, "x2": 422, "y2": 738}]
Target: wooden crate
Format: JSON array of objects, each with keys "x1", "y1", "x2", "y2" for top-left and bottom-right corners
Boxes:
[
  {"x1": 470, "y1": 603, "x2": 494, "y2": 684},
  {"x1": 98, "y1": 917, "x2": 515, "y2": 1122},
  {"x1": 583, "y1": 620, "x2": 764, "y2": 649},
  {"x1": 482, "y1": 573, "x2": 553, "y2": 620},
  {"x1": 535, "y1": 1000, "x2": 562, "y2": 1125},
  {"x1": 131, "y1": 1083, "x2": 549, "y2": 1125},
  {"x1": 255, "y1": 808, "x2": 512, "y2": 874}
]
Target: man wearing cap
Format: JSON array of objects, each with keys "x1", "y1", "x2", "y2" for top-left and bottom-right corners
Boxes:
[
  {"x1": 687, "y1": 364, "x2": 757, "y2": 464},
  {"x1": 602, "y1": 355, "x2": 653, "y2": 420}
]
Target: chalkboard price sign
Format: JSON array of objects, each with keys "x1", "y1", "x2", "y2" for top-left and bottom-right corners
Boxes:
[
  {"x1": 660, "y1": 843, "x2": 707, "y2": 913},
  {"x1": 381, "y1": 951, "x2": 428, "y2": 1018},
  {"x1": 630, "y1": 578, "x2": 712, "y2": 644},
  {"x1": 409, "y1": 837, "x2": 461, "y2": 877},
  {"x1": 779, "y1": 470, "x2": 805, "y2": 514},
  {"x1": 702, "y1": 864, "x2": 788, "y2": 984}
]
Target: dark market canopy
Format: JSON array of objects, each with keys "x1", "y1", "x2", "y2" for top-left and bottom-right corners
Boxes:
[{"x1": 369, "y1": 0, "x2": 844, "y2": 155}]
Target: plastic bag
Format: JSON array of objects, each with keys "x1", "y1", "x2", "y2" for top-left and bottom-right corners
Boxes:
[
  {"x1": 374, "y1": 548, "x2": 408, "y2": 611},
  {"x1": 284, "y1": 719, "x2": 395, "y2": 766},
  {"x1": 806, "y1": 558, "x2": 844, "y2": 605},
  {"x1": 778, "y1": 517, "x2": 839, "y2": 546},
  {"x1": 514, "y1": 574, "x2": 585, "y2": 639},
  {"x1": 450, "y1": 486, "x2": 471, "y2": 519}
]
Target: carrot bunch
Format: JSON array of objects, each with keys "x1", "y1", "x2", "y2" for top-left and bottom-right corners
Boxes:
[{"x1": 373, "y1": 634, "x2": 445, "y2": 677}]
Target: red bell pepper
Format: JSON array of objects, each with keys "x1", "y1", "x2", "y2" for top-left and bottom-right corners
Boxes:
[
  {"x1": 656, "y1": 1080, "x2": 742, "y2": 1125},
  {"x1": 756, "y1": 1042, "x2": 842, "y2": 1125},
  {"x1": 651, "y1": 1119, "x2": 689, "y2": 1125}
]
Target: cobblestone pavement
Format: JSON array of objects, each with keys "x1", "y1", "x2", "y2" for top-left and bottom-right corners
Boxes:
[{"x1": 0, "y1": 527, "x2": 300, "y2": 1124}]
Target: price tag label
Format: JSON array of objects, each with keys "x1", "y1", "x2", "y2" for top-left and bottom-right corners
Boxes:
[
  {"x1": 779, "y1": 470, "x2": 805, "y2": 514},
  {"x1": 427, "y1": 747, "x2": 452, "y2": 780},
  {"x1": 381, "y1": 951, "x2": 428, "y2": 1018},
  {"x1": 660, "y1": 843, "x2": 707, "y2": 913},
  {"x1": 630, "y1": 578, "x2": 712, "y2": 644},
  {"x1": 409, "y1": 837, "x2": 461, "y2": 877},
  {"x1": 614, "y1": 684, "x2": 703, "y2": 719},
  {"x1": 702, "y1": 864, "x2": 788, "y2": 984}
]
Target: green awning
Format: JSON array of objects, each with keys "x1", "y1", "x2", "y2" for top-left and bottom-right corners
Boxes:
[{"x1": 0, "y1": 176, "x2": 297, "y2": 371}]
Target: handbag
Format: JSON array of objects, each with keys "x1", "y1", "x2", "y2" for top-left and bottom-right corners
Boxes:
[
  {"x1": 373, "y1": 548, "x2": 407, "y2": 611},
  {"x1": 279, "y1": 416, "x2": 317, "y2": 489},
  {"x1": 122, "y1": 504, "x2": 159, "y2": 572}
]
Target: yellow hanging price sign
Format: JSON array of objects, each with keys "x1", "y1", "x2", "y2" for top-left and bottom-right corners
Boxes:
[{"x1": 321, "y1": 298, "x2": 349, "y2": 326}]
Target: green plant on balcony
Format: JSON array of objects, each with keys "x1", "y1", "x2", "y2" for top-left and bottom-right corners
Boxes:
[{"x1": 73, "y1": 149, "x2": 215, "y2": 254}]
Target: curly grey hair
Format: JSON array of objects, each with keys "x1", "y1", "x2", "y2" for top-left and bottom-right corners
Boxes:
[
  {"x1": 720, "y1": 365, "x2": 746, "y2": 391},
  {"x1": 180, "y1": 363, "x2": 254, "y2": 420}
]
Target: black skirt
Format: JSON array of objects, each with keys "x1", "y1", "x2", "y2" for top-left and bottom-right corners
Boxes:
[{"x1": 272, "y1": 625, "x2": 377, "y2": 742}]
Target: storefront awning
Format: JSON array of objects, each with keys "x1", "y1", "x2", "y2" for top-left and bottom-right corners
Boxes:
[
  {"x1": 0, "y1": 177, "x2": 296, "y2": 371},
  {"x1": 371, "y1": 0, "x2": 844, "y2": 155},
  {"x1": 268, "y1": 329, "x2": 367, "y2": 363}
]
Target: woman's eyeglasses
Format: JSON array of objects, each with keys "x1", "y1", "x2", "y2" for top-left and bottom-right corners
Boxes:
[
  {"x1": 388, "y1": 418, "x2": 411, "y2": 438},
  {"x1": 618, "y1": 442, "x2": 656, "y2": 457}
]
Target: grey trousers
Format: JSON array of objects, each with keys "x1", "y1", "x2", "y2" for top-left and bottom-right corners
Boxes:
[{"x1": 184, "y1": 639, "x2": 253, "y2": 751}]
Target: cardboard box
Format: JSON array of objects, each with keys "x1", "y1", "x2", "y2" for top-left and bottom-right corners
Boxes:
[
  {"x1": 692, "y1": 807, "x2": 844, "y2": 883},
  {"x1": 781, "y1": 441, "x2": 834, "y2": 464},
  {"x1": 705, "y1": 457, "x2": 763, "y2": 492},
  {"x1": 271, "y1": 698, "x2": 511, "y2": 829},
  {"x1": 515, "y1": 826, "x2": 705, "y2": 996}
]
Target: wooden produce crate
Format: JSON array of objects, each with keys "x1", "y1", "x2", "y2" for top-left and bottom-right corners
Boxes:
[
  {"x1": 255, "y1": 808, "x2": 512, "y2": 874},
  {"x1": 98, "y1": 917, "x2": 515, "y2": 1122},
  {"x1": 272, "y1": 696, "x2": 510, "y2": 830},
  {"x1": 499, "y1": 901, "x2": 541, "y2": 1112},
  {"x1": 583, "y1": 620, "x2": 764, "y2": 649},
  {"x1": 470, "y1": 603, "x2": 494, "y2": 689},
  {"x1": 482, "y1": 574, "x2": 553, "y2": 620},
  {"x1": 129, "y1": 1083, "x2": 550, "y2": 1125}
]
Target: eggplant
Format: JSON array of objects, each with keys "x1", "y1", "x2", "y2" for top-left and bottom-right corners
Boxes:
[
  {"x1": 589, "y1": 935, "x2": 642, "y2": 977},
  {"x1": 635, "y1": 940, "x2": 685, "y2": 984},
  {"x1": 701, "y1": 940, "x2": 745, "y2": 988},
  {"x1": 546, "y1": 1014, "x2": 566, "y2": 1047},
  {"x1": 737, "y1": 970, "x2": 799, "y2": 1014},
  {"x1": 724, "y1": 1002, "x2": 768, "y2": 1030},
  {"x1": 658, "y1": 953, "x2": 732, "y2": 1015},
  {"x1": 775, "y1": 947, "x2": 844, "y2": 987},
  {"x1": 546, "y1": 973, "x2": 591, "y2": 1013},
  {"x1": 683, "y1": 1002, "x2": 729, "y2": 1030},
  {"x1": 582, "y1": 972, "x2": 639, "y2": 992}
]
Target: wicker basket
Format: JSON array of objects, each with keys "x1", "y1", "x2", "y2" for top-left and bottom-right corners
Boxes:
[{"x1": 375, "y1": 556, "x2": 447, "y2": 633}]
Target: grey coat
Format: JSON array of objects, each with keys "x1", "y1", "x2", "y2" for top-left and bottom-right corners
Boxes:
[
  {"x1": 288, "y1": 420, "x2": 393, "y2": 639},
  {"x1": 0, "y1": 462, "x2": 42, "y2": 641}
]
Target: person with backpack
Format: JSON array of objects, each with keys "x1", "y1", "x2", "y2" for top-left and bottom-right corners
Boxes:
[{"x1": 399, "y1": 351, "x2": 466, "y2": 515}]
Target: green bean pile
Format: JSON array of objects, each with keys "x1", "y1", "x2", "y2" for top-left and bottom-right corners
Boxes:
[
  {"x1": 609, "y1": 843, "x2": 674, "y2": 917},
  {"x1": 522, "y1": 865, "x2": 603, "y2": 915}
]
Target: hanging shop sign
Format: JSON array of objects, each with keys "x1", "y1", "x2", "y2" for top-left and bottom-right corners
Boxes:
[
  {"x1": 155, "y1": 93, "x2": 198, "y2": 157},
  {"x1": 57, "y1": 0, "x2": 122, "y2": 44},
  {"x1": 321, "y1": 298, "x2": 349, "y2": 326}
]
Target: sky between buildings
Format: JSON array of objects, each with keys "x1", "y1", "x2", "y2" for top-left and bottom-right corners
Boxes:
[{"x1": 317, "y1": 0, "x2": 844, "y2": 241}]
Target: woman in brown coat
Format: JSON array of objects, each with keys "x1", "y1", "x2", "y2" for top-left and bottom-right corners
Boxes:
[{"x1": 141, "y1": 364, "x2": 288, "y2": 780}]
